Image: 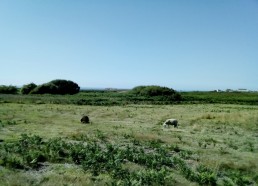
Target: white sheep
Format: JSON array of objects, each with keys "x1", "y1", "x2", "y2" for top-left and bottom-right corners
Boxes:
[{"x1": 163, "y1": 119, "x2": 178, "y2": 128}]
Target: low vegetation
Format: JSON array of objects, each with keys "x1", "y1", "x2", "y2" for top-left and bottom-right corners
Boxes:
[
  {"x1": 1, "y1": 90, "x2": 258, "y2": 106},
  {"x1": 0, "y1": 133, "x2": 219, "y2": 185},
  {"x1": 182, "y1": 91, "x2": 258, "y2": 105}
]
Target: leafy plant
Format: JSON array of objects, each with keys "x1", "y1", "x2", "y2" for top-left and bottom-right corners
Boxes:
[{"x1": 0, "y1": 132, "x2": 256, "y2": 185}]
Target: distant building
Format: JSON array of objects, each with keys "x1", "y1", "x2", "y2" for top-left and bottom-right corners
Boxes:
[{"x1": 237, "y1": 88, "x2": 249, "y2": 92}]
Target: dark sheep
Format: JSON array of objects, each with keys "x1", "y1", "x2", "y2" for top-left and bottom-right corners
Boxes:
[
  {"x1": 163, "y1": 119, "x2": 178, "y2": 128},
  {"x1": 81, "y1": 115, "x2": 90, "y2": 124}
]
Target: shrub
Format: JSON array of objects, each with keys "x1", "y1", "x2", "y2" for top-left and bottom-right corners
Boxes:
[
  {"x1": 21, "y1": 83, "x2": 37, "y2": 94},
  {"x1": 30, "y1": 79, "x2": 80, "y2": 95},
  {"x1": 30, "y1": 83, "x2": 57, "y2": 94},
  {"x1": 130, "y1": 85, "x2": 182, "y2": 101},
  {"x1": 0, "y1": 85, "x2": 18, "y2": 94}
]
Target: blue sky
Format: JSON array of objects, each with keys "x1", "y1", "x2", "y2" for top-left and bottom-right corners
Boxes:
[{"x1": 1, "y1": 0, "x2": 258, "y2": 90}]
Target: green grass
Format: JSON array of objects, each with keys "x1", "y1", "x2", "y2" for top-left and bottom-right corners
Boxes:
[{"x1": 0, "y1": 101, "x2": 258, "y2": 185}]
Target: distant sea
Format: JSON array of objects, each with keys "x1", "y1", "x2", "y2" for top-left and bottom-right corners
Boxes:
[{"x1": 80, "y1": 87, "x2": 130, "y2": 91}]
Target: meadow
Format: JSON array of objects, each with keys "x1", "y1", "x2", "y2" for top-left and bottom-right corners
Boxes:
[{"x1": 0, "y1": 92, "x2": 258, "y2": 185}]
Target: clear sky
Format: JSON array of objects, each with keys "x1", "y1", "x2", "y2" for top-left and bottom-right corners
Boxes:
[{"x1": 1, "y1": 0, "x2": 258, "y2": 91}]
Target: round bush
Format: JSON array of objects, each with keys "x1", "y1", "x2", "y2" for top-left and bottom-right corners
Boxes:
[
  {"x1": 130, "y1": 85, "x2": 182, "y2": 101},
  {"x1": 30, "y1": 79, "x2": 80, "y2": 95}
]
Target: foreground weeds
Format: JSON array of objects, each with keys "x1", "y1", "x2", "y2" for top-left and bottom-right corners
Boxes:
[{"x1": 0, "y1": 133, "x2": 255, "y2": 185}]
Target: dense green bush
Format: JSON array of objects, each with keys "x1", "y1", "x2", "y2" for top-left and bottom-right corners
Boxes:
[
  {"x1": 0, "y1": 85, "x2": 18, "y2": 94},
  {"x1": 21, "y1": 83, "x2": 37, "y2": 94},
  {"x1": 30, "y1": 79, "x2": 80, "y2": 95},
  {"x1": 30, "y1": 83, "x2": 57, "y2": 94},
  {"x1": 130, "y1": 85, "x2": 182, "y2": 101}
]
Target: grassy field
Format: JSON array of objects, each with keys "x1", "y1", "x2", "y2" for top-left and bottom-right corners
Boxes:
[{"x1": 0, "y1": 99, "x2": 258, "y2": 185}]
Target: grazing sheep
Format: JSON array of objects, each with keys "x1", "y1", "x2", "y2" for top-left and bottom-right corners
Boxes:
[
  {"x1": 163, "y1": 119, "x2": 178, "y2": 128},
  {"x1": 81, "y1": 115, "x2": 90, "y2": 124}
]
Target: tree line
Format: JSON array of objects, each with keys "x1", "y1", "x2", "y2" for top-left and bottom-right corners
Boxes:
[
  {"x1": 0, "y1": 79, "x2": 80, "y2": 95},
  {"x1": 0, "y1": 80, "x2": 181, "y2": 102}
]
